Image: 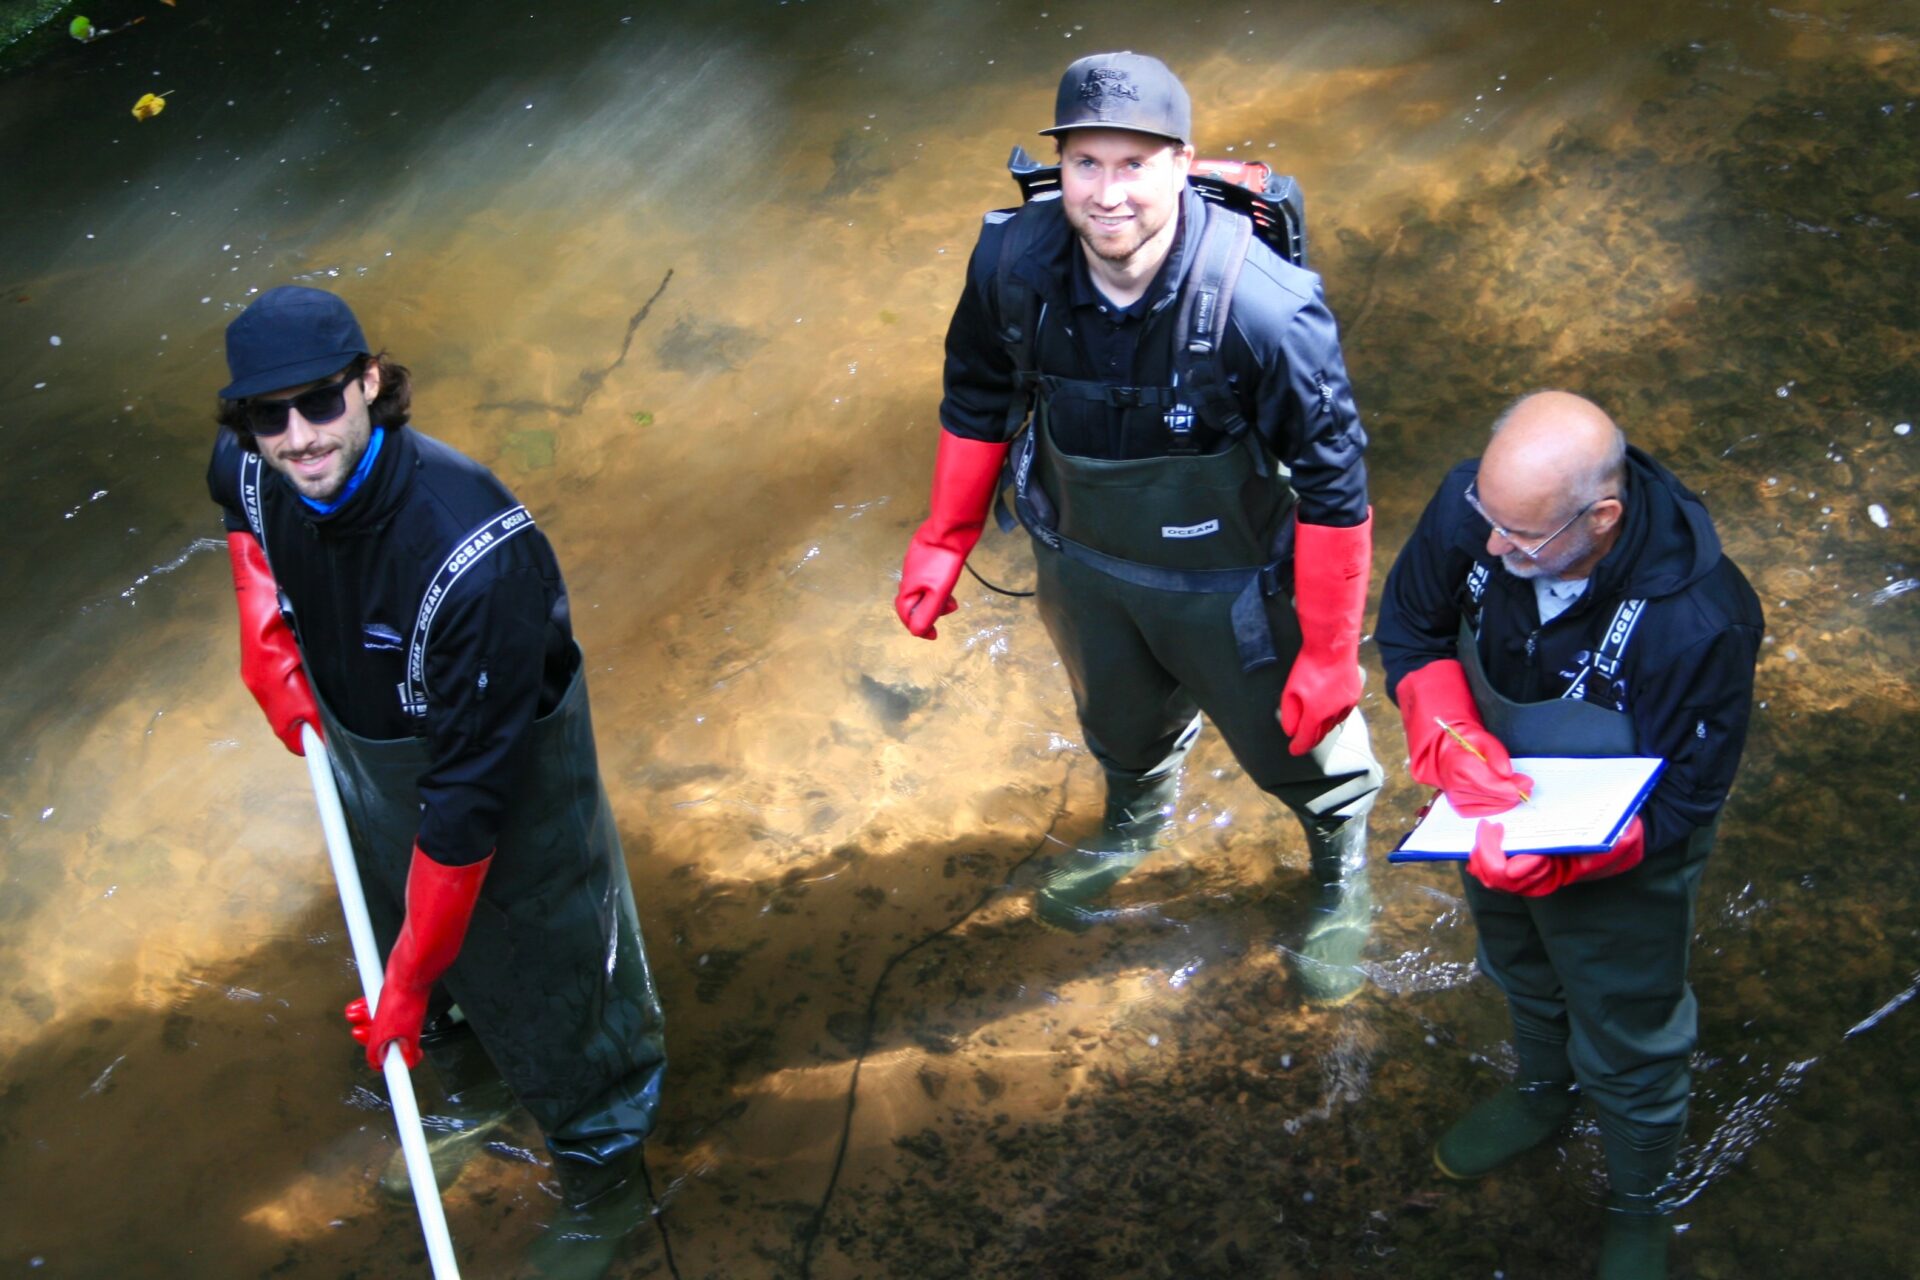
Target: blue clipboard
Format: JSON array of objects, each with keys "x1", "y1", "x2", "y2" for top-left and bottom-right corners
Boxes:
[{"x1": 1388, "y1": 757, "x2": 1667, "y2": 864}]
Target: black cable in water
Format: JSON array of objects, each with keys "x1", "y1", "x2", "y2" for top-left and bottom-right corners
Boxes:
[
  {"x1": 796, "y1": 769, "x2": 1075, "y2": 1278},
  {"x1": 639, "y1": 1150, "x2": 683, "y2": 1280},
  {"x1": 964, "y1": 561, "x2": 1035, "y2": 599}
]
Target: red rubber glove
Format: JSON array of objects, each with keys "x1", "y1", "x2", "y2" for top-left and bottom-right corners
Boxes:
[
  {"x1": 227, "y1": 531, "x2": 321, "y2": 755},
  {"x1": 1396, "y1": 658, "x2": 1534, "y2": 816},
  {"x1": 1280, "y1": 511, "x2": 1373, "y2": 755},
  {"x1": 895, "y1": 431, "x2": 1012, "y2": 639},
  {"x1": 1468, "y1": 816, "x2": 1646, "y2": 897},
  {"x1": 345, "y1": 845, "x2": 492, "y2": 1070}
]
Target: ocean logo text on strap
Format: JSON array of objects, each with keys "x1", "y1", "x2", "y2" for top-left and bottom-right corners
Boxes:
[
  {"x1": 398, "y1": 505, "x2": 536, "y2": 718},
  {"x1": 238, "y1": 452, "x2": 267, "y2": 550},
  {"x1": 1562, "y1": 598, "x2": 1646, "y2": 707}
]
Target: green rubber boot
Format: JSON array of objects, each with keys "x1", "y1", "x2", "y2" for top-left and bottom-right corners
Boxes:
[
  {"x1": 523, "y1": 1147, "x2": 654, "y2": 1280},
  {"x1": 1035, "y1": 768, "x2": 1180, "y2": 931},
  {"x1": 1596, "y1": 1122, "x2": 1681, "y2": 1280},
  {"x1": 1295, "y1": 813, "x2": 1373, "y2": 1005},
  {"x1": 1434, "y1": 1037, "x2": 1578, "y2": 1179},
  {"x1": 380, "y1": 1017, "x2": 517, "y2": 1201}
]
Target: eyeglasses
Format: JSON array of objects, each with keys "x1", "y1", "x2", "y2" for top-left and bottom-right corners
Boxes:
[
  {"x1": 1464, "y1": 480, "x2": 1612, "y2": 561},
  {"x1": 243, "y1": 366, "x2": 362, "y2": 436}
]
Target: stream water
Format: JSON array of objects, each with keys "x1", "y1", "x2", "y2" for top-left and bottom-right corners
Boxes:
[{"x1": 0, "y1": 0, "x2": 1914, "y2": 1276}]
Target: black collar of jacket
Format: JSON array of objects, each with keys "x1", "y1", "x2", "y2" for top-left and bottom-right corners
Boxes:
[{"x1": 1010, "y1": 183, "x2": 1212, "y2": 315}]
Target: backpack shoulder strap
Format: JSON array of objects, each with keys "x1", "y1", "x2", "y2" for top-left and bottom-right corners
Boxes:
[
  {"x1": 1172, "y1": 202, "x2": 1260, "y2": 468},
  {"x1": 988, "y1": 200, "x2": 1065, "y2": 438}
]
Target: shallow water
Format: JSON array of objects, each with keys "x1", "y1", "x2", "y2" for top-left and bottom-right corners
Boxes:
[{"x1": 0, "y1": 0, "x2": 1915, "y2": 1276}]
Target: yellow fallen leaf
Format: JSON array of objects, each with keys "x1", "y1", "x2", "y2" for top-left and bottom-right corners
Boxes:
[
  {"x1": 160, "y1": 1, "x2": 177, "y2": 7},
  {"x1": 132, "y1": 93, "x2": 166, "y2": 121}
]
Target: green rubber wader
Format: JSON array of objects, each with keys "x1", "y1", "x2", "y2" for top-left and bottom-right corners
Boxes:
[
  {"x1": 1458, "y1": 621, "x2": 1710, "y2": 1151},
  {"x1": 1028, "y1": 410, "x2": 1381, "y2": 939},
  {"x1": 317, "y1": 648, "x2": 666, "y2": 1165}
]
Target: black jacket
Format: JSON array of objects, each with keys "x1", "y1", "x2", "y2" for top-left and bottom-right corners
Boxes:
[
  {"x1": 937, "y1": 185, "x2": 1369, "y2": 527},
  {"x1": 208, "y1": 426, "x2": 574, "y2": 866},
  {"x1": 1377, "y1": 447, "x2": 1764, "y2": 854}
]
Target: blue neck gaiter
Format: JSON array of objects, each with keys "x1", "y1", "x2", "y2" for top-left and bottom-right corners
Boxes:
[{"x1": 298, "y1": 426, "x2": 386, "y2": 515}]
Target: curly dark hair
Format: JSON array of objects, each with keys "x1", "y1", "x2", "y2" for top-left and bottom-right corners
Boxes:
[{"x1": 214, "y1": 354, "x2": 412, "y2": 453}]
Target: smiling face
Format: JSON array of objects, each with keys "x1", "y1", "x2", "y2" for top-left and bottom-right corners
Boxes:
[
  {"x1": 1056, "y1": 128, "x2": 1193, "y2": 274},
  {"x1": 252, "y1": 361, "x2": 381, "y2": 504}
]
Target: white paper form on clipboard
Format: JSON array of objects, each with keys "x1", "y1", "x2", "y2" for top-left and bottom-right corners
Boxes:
[{"x1": 1389, "y1": 757, "x2": 1666, "y2": 863}]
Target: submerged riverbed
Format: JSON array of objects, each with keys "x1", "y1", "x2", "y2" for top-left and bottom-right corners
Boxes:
[{"x1": 0, "y1": 1, "x2": 1915, "y2": 1276}]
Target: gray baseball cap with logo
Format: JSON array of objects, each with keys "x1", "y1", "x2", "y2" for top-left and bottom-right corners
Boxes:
[{"x1": 1039, "y1": 51, "x2": 1192, "y2": 145}]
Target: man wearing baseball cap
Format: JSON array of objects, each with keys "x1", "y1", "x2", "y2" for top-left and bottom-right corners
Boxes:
[
  {"x1": 207, "y1": 285, "x2": 666, "y2": 1278},
  {"x1": 895, "y1": 54, "x2": 1380, "y2": 1000}
]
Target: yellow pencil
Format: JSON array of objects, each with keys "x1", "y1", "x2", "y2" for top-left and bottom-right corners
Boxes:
[{"x1": 1435, "y1": 717, "x2": 1532, "y2": 804}]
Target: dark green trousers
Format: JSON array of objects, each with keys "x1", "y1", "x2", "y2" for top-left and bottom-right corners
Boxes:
[
  {"x1": 322, "y1": 658, "x2": 667, "y2": 1166},
  {"x1": 1033, "y1": 536, "x2": 1381, "y2": 823},
  {"x1": 1462, "y1": 824, "x2": 1716, "y2": 1134}
]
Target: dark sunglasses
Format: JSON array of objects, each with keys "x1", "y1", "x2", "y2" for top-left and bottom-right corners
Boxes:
[{"x1": 244, "y1": 365, "x2": 364, "y2": 436}]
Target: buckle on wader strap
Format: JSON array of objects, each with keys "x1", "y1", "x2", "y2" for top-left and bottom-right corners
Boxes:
[
  {"x1": 992, "y1": 368, "x2": 1043, "y2": 535},
  {"x1": 1561, "y1": 597, "x2": 1647, "y2": 708},
  {"x1": 1001, "y1": 423, "x2": 1060, "y2": 548},
  {"x1": 1165, "y1": 398, "x2": 1199, "y2": 456}
]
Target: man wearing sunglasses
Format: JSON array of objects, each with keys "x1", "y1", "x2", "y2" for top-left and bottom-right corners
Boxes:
[
  {"x1": 206, "y1": 286, "x2": 665, "y2": 1278},
  {"x1": 1375, "y1": 390, "x2": 1762, "y2": 1279}
]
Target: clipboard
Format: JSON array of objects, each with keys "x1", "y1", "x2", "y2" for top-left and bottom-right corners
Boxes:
[{"x1": 1388, "y1": 756, "x2": 1666, "y2": 863}]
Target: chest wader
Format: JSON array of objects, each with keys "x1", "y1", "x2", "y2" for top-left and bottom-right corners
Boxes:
[
  {"x1": 315, "y1": 655, "x2": 665, "y2": 1167},
  {"x1": 1456, "y1": 611, "x2": 1714, "y2": 1262},
  {"x1": 1007, "y1": 214, "x2": 1380, "y2": 1001},
  {"x1": 239, "y1": 460, "x2": 666, "y2": 1167}
]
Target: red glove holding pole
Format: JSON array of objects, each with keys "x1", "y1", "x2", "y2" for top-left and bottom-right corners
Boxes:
[
  {"x1": 1396, "y1": 658, "x2": 1534, "y2": 816},
  {"x1": 227, "y1": 531, "x2": 321, "y2": 756},
  {"x1": 1468, "y1": 815, "x2": 1646, "y2": 896},
  {"x1": 345, "y1": 845, "x2": 492, "y2": 1070},
  {"x1": 895, "y1": 431, "x2": 1012, "y2": 640},
  {"x1": 1280, "y1": 511, "x2": 1373, "y2": 755}
]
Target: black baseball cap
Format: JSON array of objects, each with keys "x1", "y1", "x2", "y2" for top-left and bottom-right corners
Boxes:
[
  {"x1": 220, "y1": 286, "x2": 370, "y2": 400},
  {"x1": 1039, "y1": 52, "x2": 1191, "y2": 146}
]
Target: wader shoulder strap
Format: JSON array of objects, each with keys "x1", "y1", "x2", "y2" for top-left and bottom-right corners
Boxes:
[
  {"x1": 1172, "y1": 204, "x2": 1259, "y2": 468},
  {"x1": 238, "y1": 451, "x2": 268, "y2": 551},
  {"x1": 237, "y1": 451, "x2": 303, "y2": 630},
  {"x1": 399, "y1": 505, "x2": 538, "y2": 719},
  {"x1": 1562, "y1": 597, "x2": 1647, "y2": 704}
]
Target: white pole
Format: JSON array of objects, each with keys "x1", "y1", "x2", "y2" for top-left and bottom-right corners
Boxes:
[{"x1": 301, "y1": 724, "x2": 462, "y2": 1280}]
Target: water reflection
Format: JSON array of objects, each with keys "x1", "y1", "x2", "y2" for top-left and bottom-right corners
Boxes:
[{"x1": 0, "y1": 0, "x2": 1915, "y2": 1276}]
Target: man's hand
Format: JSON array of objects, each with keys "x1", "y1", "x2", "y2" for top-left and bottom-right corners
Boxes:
[
  {"x1": 1396, "y1": 658, "x2": 1534, "y2": 816},
  {"x1": 1467, "y1": 816, "x2": 1646, "y2": 896},
  {"x1": 1279, "y1": 513, "x2": 1373, "y2": 755},
  {"x1": 227, "y1": 531, "x2": 322, "y2": 755},
  {"x1": 895, "y1": 432, "x2": 1012, "y2": 639},
  {"x1": 345, "y1": 845, "x2": 492, "y2": 1071}
]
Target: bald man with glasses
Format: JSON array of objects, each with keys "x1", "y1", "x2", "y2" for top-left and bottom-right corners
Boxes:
[{"x1": 1375, "y1": 391, "x2": 1762, "y2": 1280}]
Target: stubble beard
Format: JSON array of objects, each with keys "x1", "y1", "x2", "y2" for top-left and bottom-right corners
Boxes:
[
  {"x1": 1500, "y1": 532, "x2": 1591, "y2": 582},
  {"x1": 267, "y1": 430, "x2": 368, "y2": 504},
  {"x1": 1068, "y1": 204, "x2": 1171, "y2": 269}
]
